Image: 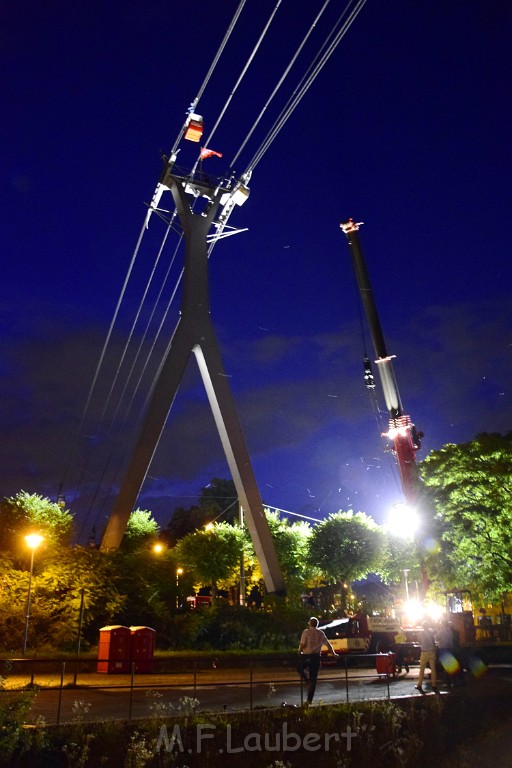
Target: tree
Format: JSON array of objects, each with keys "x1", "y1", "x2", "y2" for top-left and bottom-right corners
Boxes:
[
  {"x1": 0, "y1": 547, "x2": 125, "y2": 651},
  {"x1": 165, "y1": 478, "x2": 238, "y2": 545},
  {"x1": 0, "y1": 492, "x2": 73, "y2": 557},
  {"x1": 420, "y1": 432, "x2": 512, "y2": 600},
  {"x1": 308, "y1": 511, "x2": 384, "y2": 606},
  {"x1": 120, "y1": 509, "x2": 160, "y2": 552},
  {"x1": 199, "y1": 478, "x2": 238, "y2": 524},
  {"x1": 165, "y1": 505, "x2": 211, "y2": 546},
  {"x1": 264, "y1": 510, "x2": 313, "y2": 599},
  {"x1": 110, "y1": 545, "x2": 182, "y2": 639},
  {"x1": 378, "y1": 533, "x2": 423, "y2": 590},
  {"x1": 176, "y1": 522, "x2": 245, "y2": 598}
]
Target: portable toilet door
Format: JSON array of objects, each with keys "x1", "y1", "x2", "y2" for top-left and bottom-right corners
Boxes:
[
  {"x1": 130, "y1": 626, "x2": 156, "y2": 673},
  {"x1": 97, "y1": 625, "x2": 131, "y2": 673}
]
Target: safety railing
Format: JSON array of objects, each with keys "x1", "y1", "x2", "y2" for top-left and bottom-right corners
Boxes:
[{"x1": 0, "y1": 653, "x2": 404, "y2": 725}]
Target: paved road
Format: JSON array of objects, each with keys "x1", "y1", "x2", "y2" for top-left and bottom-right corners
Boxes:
[{"x1": 11, "y1": 664, "x2": 450, "y2": 725}]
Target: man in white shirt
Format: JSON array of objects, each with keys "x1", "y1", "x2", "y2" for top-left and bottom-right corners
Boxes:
[{"x1": 298, "y1": 617, "x2": 338, "y2": 704}]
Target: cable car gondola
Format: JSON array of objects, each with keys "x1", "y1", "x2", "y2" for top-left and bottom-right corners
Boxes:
[{"x1": 184, "y1": 113, "x2": 204, "y2": 142}]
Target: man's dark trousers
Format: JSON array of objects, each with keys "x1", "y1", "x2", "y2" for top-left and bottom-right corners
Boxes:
[{"x1": 299, "y1": 653, "x2": 321, "y2": 703}]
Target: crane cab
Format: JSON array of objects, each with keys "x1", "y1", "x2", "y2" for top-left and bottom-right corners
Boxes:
[{"x1": 184, "y1": 113, "x2": 204, "y2": 142}]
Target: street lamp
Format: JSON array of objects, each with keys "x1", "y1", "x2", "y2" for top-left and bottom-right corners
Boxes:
[
  {"x1": 403, "y1": 569, "x2": 410, "y2": 601},
  {"x1": 23, "y1": 533, "x2": 44, "y2": 655},
  {"x1": 239, "y1": 505, "x2": 246, "y2": 607},
  {"x1": 176, "y1": 567, "x2": 183, "y2": 609}
]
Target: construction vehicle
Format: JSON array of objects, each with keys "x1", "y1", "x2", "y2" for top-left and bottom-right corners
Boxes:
[
  {"x1": 340, "y1": 219, "x2": 423, "y2": 507},
  {"x1": 341, "y1": 219, "x2": 433, "y2": 601},
  {"x1": 320, "y1": 613, "x2": 421, "y2": 672},
  {"x1": 337, "y1": 220, "x2": 512, "y2": 668}
]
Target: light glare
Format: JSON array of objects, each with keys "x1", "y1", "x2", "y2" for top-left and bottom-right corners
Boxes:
[
  {"x1": 387, "y1": 503, "x2": 419, "y2": 539},
  {"x1": 25, "y1": 534, "x2": 44, "y2": 550}
]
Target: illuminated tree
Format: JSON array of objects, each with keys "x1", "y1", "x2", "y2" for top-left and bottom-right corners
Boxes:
[
  {"x1": 0, "y1": 492, "x2": 72, "y2": 556},
  {"x1": 378, "y1": 533, "x2": 423, "y2": 587},
  {"x1": 309, "y1": 510, "x2": 384, "y2": 596},
  {"x1": 176, "y1": 522, "x2": 245, "y2": 598},
  {"x1": 0, "y1": 547, "x2": 125, "y2": 651},
  {"x1": 121, "y1": 508, "x2": 160, "y2": 552},
  {"x1": 420, "y1": 432, "x2": 512, "y2": 600},
  {"x1": 264, "y1": 510, "x2": 313, "y2": 598}
]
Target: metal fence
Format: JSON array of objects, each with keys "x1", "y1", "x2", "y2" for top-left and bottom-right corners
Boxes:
[{"x1": 0, "y1": 653, "x2": 410, "y2": 725}]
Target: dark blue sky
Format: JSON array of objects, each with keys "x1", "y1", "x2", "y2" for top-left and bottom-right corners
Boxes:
[{"x1": 2, "y1": 0, "x2": 511, "y2": 540}]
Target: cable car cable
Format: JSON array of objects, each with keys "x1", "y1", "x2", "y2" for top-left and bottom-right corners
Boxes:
[
  {"x1": 105, "y1": 224, "x2": 177, "y2": 434},
  {"x1": 170, "y1": 0, "x2": 249, "y2": 156},
  {"x1": 59, "y1": 218, "x2": 149, "y2": 497},
  {"x1": 97, "y1": 224, "x2": 171, "y2": 430},
  {"x1": 230, "y1": 0, "x2": 332, "y2": 170},
  {"x1": 72, "y1": 1, "x2": 369, "y2": 537},
  {"x1": 192, "y1": 0, "x2": 285, "y2": 176},
  {"x1": 245, "y1": 0, "x2": 367, "y2": 173}
]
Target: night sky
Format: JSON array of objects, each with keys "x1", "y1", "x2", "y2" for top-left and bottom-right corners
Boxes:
[{"x1": 2, "y1": 1, "x2": 511, "y2": 542}]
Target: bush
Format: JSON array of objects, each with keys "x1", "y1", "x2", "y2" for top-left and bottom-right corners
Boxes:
[{"x1": 168, "y1": 604, "x2": 307, "y2": 651}]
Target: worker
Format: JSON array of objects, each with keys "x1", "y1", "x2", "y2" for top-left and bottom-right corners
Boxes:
[{"x1": 414, "y1": 619, "x2": 439, "y2": 694}]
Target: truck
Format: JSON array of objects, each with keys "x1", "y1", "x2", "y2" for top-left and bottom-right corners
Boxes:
[{"x1": 320, "y1": 613, "x2": 421, "y2": 672}]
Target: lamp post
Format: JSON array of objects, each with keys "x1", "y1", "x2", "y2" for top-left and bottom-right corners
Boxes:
[
  {"x1": 176, "y1": 567, "x2": 183, "y2": 609},
  {"x1": 23, "y1": 533, "x2": 44, "y2": 655},
  {"x1": 239, "y1": 505, "x2": 246, "y2": 607},
  {"x1": 403, "y1": 569, "x2": 410, "y2": 602}
]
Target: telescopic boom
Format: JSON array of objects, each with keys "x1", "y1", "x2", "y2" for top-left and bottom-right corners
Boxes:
[{"x1": 340, "y1": 219, "x2": 423, "y2": 504}]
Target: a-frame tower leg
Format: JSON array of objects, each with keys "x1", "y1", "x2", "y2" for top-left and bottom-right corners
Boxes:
[{"x1": 100, "y1": 168, "x2": 285, "y2": 594}]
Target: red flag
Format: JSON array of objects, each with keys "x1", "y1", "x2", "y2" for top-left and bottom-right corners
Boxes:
[{"x1": 200, "y1": 147, "x2": 223, "y2": 160}]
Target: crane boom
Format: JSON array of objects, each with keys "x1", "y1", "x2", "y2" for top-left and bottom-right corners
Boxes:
[{"x1": 340, "y1": 219, "x2": 422, "y2": 504}]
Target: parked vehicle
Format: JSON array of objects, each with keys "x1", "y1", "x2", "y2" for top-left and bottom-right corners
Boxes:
[{"x1": 320, "y1": 613, "x2": 421, "y2": 671}]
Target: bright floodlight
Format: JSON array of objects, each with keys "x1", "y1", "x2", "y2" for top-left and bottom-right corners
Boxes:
[
  {"x1": 403, "y1": 599, "x2": 423, "y2": 626},
  {"x1": 25, "y1": 533, "x2": 44, "y2": 550},
  {"x1": 387, "y1": 503, "x2": 419, "y2": 539},
  {"x1": 425, "y1": 601, "x2": 445, "y2": 622},
  {"x1": 153, "y1": 543, "x2": 164, "y2": 554}
]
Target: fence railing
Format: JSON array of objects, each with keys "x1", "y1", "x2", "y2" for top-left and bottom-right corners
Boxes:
[{"x1": 0, "y1": 653, "x2": 406, "y2": 725}]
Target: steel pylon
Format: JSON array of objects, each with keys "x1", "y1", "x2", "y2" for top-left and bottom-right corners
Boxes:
[{"x1": 100, "y1": 163, "x2": 285, "y2": 595}]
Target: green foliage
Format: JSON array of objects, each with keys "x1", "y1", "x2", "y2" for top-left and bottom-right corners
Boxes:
[
  {"x1": 420, "y1": 432, "x2": 512, "y2": 599},
  {"x1": 0, "y1": 491, "x2": 73, "y2": 555},
  {"x1": 166, "y1": 478, "x2": 238, "y2": 545},
  {"x1": 0, "y1": 547, "x2": 125, "y2": 651},
  {"x1": 121, "y1": 509, "x2": 160, "y2": 552},
  {"x1": 169, "y1": 602, "x2": 305, "y2": 650},
  {"x1": 5, "y1": 685, "x2": 510, "y2": 768},
  {"x1": 309, "y1": 510, "x2": 385, "y2": 586},
  {"x1": 378, "y1": 534, "x2": 422, "y2": 587},
  {"x1": 176, "y1": 522, "x2": 244, "y2": 597},
  {"x1": 199, "y1": 478, "x2": 238, "y2": 524},
  {"x1": 0, "y1": 659, "x2": 38, "y2": 764},
  {"x1": 110, "y1": 547, "x2": 185, "y2": 642},
  {"x1": 264, "y1": 510, "x2": 313, "y2": 599}
]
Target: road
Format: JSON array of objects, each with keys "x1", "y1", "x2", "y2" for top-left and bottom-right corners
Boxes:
[{"x1": 4, "y1": 663, "x2": 457, "y2": 725}]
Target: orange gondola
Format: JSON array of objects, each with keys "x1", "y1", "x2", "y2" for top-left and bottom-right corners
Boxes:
[{"x1": 184, "y1": 113, "x2": 203, "y2": 142}]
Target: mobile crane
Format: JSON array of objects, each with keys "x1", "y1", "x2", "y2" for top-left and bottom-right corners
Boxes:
[
  {"x1": 340, "y1": 219, "x2": 423, "y2": 505},
  {"x1": 338, "y1": 222, "x2": 512, "y2": 662}
]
